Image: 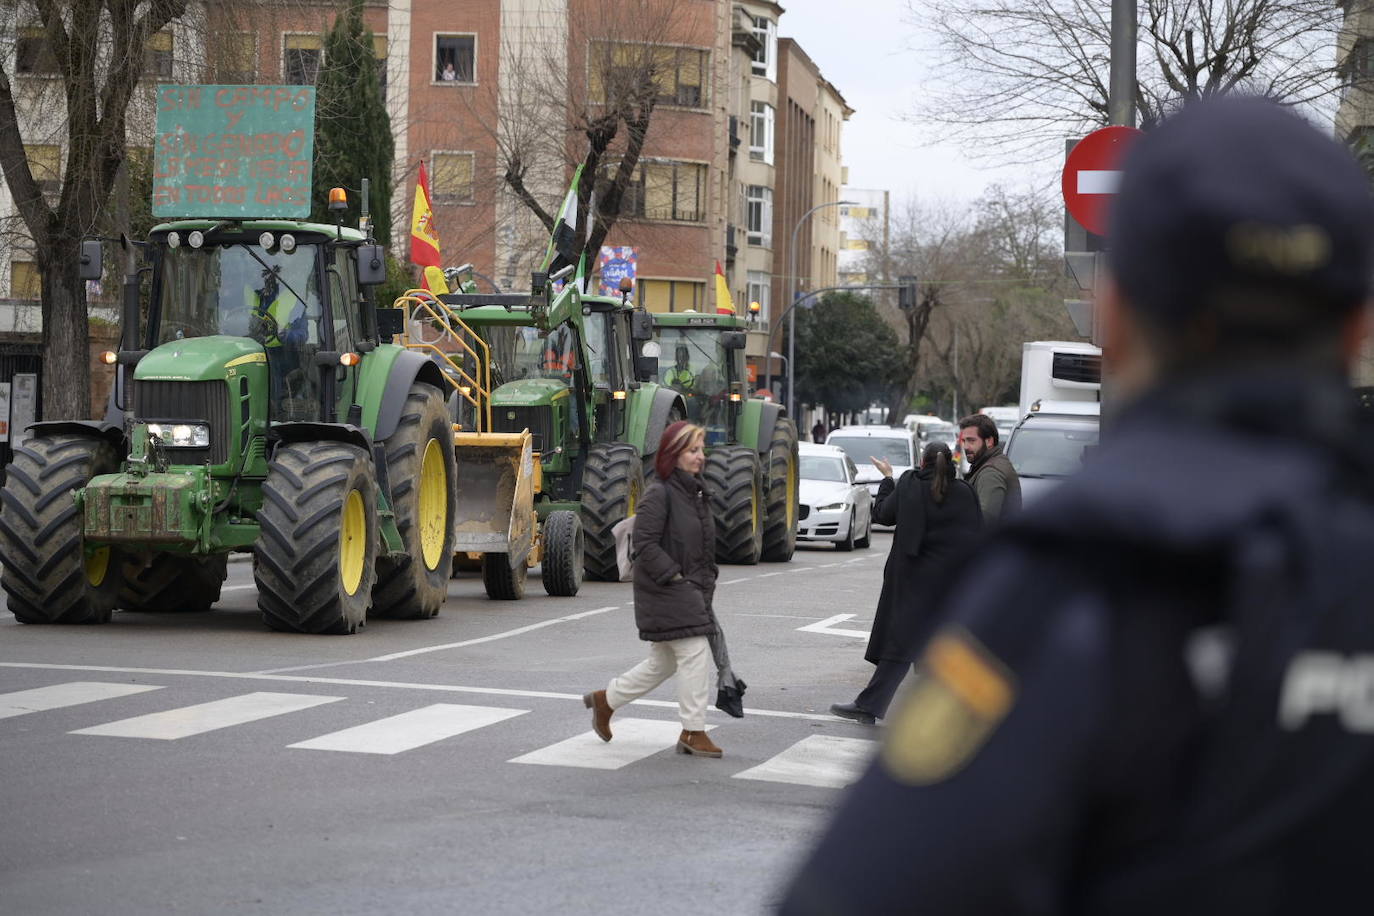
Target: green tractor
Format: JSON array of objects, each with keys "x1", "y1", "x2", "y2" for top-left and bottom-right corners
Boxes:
[
  {"x1": 432, "y1": 187, "x2": 686, "y2": 589},
  {"x1": 648, "y1": 311, "x2": 799, "y2": 564},
  {"x1": 0, "y1": 211, "x2": 461, "y2": 634}
]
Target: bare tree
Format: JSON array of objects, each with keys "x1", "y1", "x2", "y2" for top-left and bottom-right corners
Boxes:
[
  {"x1": 434, "y1": 0, "x2": 702, "y2": 285},
  {"x1": 909, "y1": 0, "x2": 1343, "y2": 158}
]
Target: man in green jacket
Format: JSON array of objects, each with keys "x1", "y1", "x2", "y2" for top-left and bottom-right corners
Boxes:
[{"x1": 958, "y1": 413, "x2": 1021, "y2": 520}]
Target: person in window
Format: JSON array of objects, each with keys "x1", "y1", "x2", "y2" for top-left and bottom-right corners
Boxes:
[
  {"x1": 665, "y1": 344, "x2": 696, "y2": 394},
  {"x1": 247, "y1": 263, "x2": 312, "y2": 416},
  {"x1": 440, "y1": 61, "x2": 457, "y2": 81},
  {"x1": 542, "y1": 325, "x2": 577, "y2": 378}
]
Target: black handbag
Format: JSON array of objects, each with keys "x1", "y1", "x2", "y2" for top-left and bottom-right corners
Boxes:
[{"x1": 715, "y1": 679, "x2": 746, "y2": 719}]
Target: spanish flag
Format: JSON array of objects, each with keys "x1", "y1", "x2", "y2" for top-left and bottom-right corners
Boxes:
[
  {"x1": 410, "y1": 161, "x2": 441, "y2": 289},
  {"x1": 714, "y1": 261, "x2": 735, "y2": 315}
]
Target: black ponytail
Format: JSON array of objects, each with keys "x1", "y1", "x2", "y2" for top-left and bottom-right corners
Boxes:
[{"x1": 923, "y1": 441, "x2": 953, "y2": 504}]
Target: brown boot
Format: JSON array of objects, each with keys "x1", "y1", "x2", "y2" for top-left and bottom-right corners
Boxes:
[
  {"x1": 676, "y1": 730, "x2": 722, "y2": 758},
  {"x1": 583, "y1": 690, "x2": 614, "y2": 742}
]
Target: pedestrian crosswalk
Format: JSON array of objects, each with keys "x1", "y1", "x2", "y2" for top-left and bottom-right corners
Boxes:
[{"x1": 0, "y1": 680, "x2": 877, "y2": 789}]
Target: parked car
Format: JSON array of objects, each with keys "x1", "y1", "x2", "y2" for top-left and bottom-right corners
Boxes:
[
  {"x1": 917, "y1": 420, "x2": 958, "y2": 454},
  {"x1": 978, "y1": 405, "x2": 1021, "y2": 447},
  {"x1": 797, "y1": 442, "x2": 873, "y2": 550},
  {"x1": 1003, "y1": 401, "x2": 1100, "y2": 505},
  {"x1": 825, "y1": 425, "x2": 918, "y2": 512}
]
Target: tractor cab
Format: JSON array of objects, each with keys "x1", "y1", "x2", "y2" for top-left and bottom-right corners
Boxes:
[{"x1": 646, "y1": 313, "x2": 748, "y2": 445}]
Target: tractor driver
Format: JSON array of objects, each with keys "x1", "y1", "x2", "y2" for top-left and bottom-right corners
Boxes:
[
  {"x1": 542, "y1": 324, "x2": 578, "y2": 379},
  {"x1": 247, "y1": 262, "x2": 315, "y2": 417},
  {"x1": 665, "y1": 344, "x2": 696, "y2": 394}
]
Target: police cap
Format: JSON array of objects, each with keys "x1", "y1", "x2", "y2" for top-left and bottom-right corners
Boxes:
[{"x1": 1108, "y1": 96, "x2": 1374, "y2": 332}]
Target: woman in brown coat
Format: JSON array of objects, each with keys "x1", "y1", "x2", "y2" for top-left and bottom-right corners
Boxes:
[{"x1": 583, "y1": 422, "x2": 724, "y2": 757}]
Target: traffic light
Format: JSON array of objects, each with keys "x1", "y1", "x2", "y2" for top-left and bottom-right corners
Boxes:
[{"x1": 898, "y1": 276, "x2": 918, "y2": 310}]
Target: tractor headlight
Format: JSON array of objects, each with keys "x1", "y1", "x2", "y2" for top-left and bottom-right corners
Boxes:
[{"x1": 146, "y1": 422, "x2": 210, "y2": 448}]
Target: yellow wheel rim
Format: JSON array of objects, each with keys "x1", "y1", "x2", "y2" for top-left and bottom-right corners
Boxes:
[
  {"x1": 340, "y1": 489, "x2": 366, "y2": 596},
  {"x1": 627, "y1": 477, "x2": 639, "y2": 517},
  {"x1": 85, "y1": 546, "x2": 110, "y2": 587},
  {"x1": 418, "y1": 438, "x2": 447, "y2": 571}
]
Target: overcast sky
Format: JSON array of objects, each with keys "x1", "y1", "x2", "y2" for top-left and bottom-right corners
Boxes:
[{"x1": 778, "y1": 0, "x2": 1055, "y2": 208}]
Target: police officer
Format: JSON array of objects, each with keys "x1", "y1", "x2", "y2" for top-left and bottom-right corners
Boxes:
[{"x1": 781, "y1": 96, "x2": 1374, "y2": 914}]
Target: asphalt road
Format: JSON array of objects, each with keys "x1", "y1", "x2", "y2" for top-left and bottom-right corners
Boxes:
[{"x1": 0, "y1": 532, "x2": 892, "y2": 915}]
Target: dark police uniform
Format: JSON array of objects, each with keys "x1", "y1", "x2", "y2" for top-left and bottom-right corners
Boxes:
[{"x1": 781, "y1": 98, "x2": 1374, "y2": 915}]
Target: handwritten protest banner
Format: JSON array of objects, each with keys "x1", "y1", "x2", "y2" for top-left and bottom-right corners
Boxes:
[{"x1": 152, "y1": 85, "x2": 315, "y2": 219}]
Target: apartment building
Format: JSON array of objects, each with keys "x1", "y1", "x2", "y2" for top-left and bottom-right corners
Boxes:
[
  {"x1": 837, "y1": 188, "x2": 889, "y2": 286},
  {"x1": 1, "y1": 0, "x2": 849, "y2": 401},
  {"x1": 1337, "y1": 0, "x2": 1374, "y2": 143}
]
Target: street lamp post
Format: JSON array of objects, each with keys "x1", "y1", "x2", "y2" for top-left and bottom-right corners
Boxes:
[{"x1": 785, "y1": 199, "x2": 855, "y2": 420}]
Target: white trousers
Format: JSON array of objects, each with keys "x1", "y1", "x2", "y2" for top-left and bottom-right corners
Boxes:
[{"x1": 605, "y1": 636, "x2": 711, "y2": 731}]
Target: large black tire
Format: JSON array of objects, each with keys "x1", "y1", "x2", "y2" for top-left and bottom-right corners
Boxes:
[
  {"x1": 580, "y1": 442, "x2": 643, "y2": 581},
  {"x1": 703, "y1": 445, "x2": 763, "y2": 565},
  {"x1": 855, "y1": 512, "x2": 872, "y2": 549},
  {"x1": 541, "y1": 510, "x2": 583, "y2": 597},
  {"x1": 372, "y1": 384, "x2": 456, "y2": 619},
  {"x1": 118, "y1": 554, "x2": 227, "y2": 613},
  {"x1": 0, "y1": 435, "x2": 123, "y2": 624},
  {"x1": 482, "y1": 553, "x2": 527, "y2": 600},
  {"x1": 760, "y1": 417, "x2": 799, "y2": 562},
  {"x1": 255, "y1": 442, "x2": 378, "y2": 634},
  {"x1": 836, "y1": 515, "x2": 856, "y2": 552}
]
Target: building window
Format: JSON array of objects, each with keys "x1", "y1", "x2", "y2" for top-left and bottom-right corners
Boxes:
[
  {"x1": 432, "y1": 151, "x2": 475, "y2": 203},
  {"x1": 591, "y1": 43, "x2": 708, "y2": 109},
  {"x1": 639, "y1": 279, "x2": 704, "y2": 314},
  {"x1": 10, "y1": 261, "x2": 41, "y2": 300},
  {"x1": 145, "y1": 30, "x2": 173, "y2": 78},
  {"x1": 373, "y1": 34, "x2": 388, "y2": 98},
  {"x1": 435, "y1": 34, "x2": 475, "y2": 82},
  {"x1": 25, "y1": 144, "x2": 61, "y2": 199},
  {"x1": 612, "y1": 159, "x2": 706, "y2": 223},
  {"x1": 284, "y1": 34, "x2": 322, "y2": 85},
  {"x1": 16, "y1": 26, "x2": 58, "y2": 75},
  {"x1": 747, "y1": 270, "x2": 770, "y2": 325},
  {"x1": 750, "y1": 16, "x2": 776, "y2": 81},
  {"x1": 219, "y1": 32, "x2": 257, "y2": 83},
  {"x1": 746, "y1": 185, "x2": 773, "y2": 247},
  {"x1": 749, "y1": 101, "x2": 775, "y2": 165}
]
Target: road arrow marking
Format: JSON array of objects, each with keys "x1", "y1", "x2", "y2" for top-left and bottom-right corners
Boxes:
[{"x1": 797, "y1": 614, "x2": 870, "y2": 639}]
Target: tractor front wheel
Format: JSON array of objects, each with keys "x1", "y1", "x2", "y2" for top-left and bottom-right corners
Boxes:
[
  {"x1": 373, "y1": 384, "x2": 456, "y2": 619},
  {"x1": 761, "y1": 417, "x2": 800, "y2": 562},
  {"x1": 255, "y1": 442, "x2": 378, "y2": 634},
  {"x1": 0, "y1": 435, "x2": 123, "y2": 624},
  {"x1": 703, "y1": 446, "x2": 763, "y2": 565},
  {"x1": 580, "y1": 442, "x2": 643, "y2": 582}
]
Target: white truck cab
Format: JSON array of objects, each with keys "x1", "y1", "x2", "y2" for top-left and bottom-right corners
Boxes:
[{"x1": 1018, "y1": 340, "x2": 1101, "y2": 419}]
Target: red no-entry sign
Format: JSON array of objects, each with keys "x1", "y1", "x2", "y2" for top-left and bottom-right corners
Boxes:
[{"x1": 1062, "y1": 126, "x2": 1142, "y2": 237}]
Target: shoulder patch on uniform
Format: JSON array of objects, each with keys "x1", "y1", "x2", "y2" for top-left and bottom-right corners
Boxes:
[{"x1": 881, "y1": 626, "x2": 1016, "y2": 785}]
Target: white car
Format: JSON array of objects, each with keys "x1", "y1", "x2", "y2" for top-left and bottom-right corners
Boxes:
[
  {"x1": 824, "y1": 425, "x2": 918, "y2": 506},
  {"x1": 798, "y1": 442, "x2": 874, "y2": 550},
  {"x1": 1004, "y1": 401, "x2": 1100, "y2": 506}
]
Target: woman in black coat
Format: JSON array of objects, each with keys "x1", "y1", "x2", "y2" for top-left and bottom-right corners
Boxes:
[
  {"x1": 583, "y1": 421, "x2": 725, "y2": 758},
  {"x1": 831, "y1": 441, "x2": 982, "y2": 723}
]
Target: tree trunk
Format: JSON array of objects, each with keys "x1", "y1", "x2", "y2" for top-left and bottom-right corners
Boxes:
[{"x1": 39, "y1": 233, "x2": 92, "y2": 421}]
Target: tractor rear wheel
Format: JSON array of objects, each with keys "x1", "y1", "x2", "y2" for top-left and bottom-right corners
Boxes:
[
  {"x1": 703, "y1": 446, "x2": 763, "y2": 565},
  {"x1": 580, "y1": 442, "x2": 643, "y2": 582},
  {"x1": 255, "y1": 442, "x2": 377, "y2": 634},
  {"x1": 760, "y1": 417, "x2": 800, "y2": 562},
  {"x1": 482, "y1": 553, "x2": 527, "y2": 600},
  {"x1": 373, "y1": 384, "x2": 456, "y2": 619},
  {"x1": 118, "y1": 555, "x2": 227, "y2": 613},
  {"x1": 541, "y1": 510, "x2": 583, "y2": 597},
  {"x1": 0, "y1": 435, "x2": 123, "y2": 624}
]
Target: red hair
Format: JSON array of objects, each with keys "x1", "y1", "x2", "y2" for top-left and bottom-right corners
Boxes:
[{"x1": 654, "y1": 421, "x2": 705, "y2": 480}]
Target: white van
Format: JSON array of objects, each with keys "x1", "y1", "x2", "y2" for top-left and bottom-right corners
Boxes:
[
  {"x1": 1018, "y1": 341, "x2": 1101, "y2": 419},
  {"x1": 825, "y1": 425, "x2": 918, "y2": 502}
]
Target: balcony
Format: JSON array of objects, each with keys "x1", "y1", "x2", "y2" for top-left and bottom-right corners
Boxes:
[
  {"x1": 729, "y1": 115, "x2": 741, "y2": 153},
  {"x1": 726, "y1": 224, "x2": 738, "y2": 263}
]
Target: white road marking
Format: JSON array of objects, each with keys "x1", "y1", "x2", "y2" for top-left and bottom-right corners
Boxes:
[
  {"x1": 220, "y1": 585, "x2": 256, "y2": 592},
  {"x1": 733, "y1": 735, "x2": 875, "y2": 789},
  {"x1": 717, "y1": 578, "x2": 749, "y2": 586},
  {"x1": 289, "y1": 703, "x2": 527, "y2": 755},
  {"x1": 0, "y1": 663, "x2": 837, "y2": 721},
  {"x1": 797, "y1": 613, "x2": 870, "y2": 639},
  {"x1": 755, "y1": 572, "x2": 783, "y2": 579},
  {"x1": 0, "y1": 681, "x2": 162, "y2": 720},
  {"x1": 1077, "y1": 169, "x2": 1122, "y2": 195},
  {"x1": 510, "y1": 717, "x2": 696, "y2": 770},
  {"x1": 71, "y1": 691, "x2": 343, "y2": 740}
]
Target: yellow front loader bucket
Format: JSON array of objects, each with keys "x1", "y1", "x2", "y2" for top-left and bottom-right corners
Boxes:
[{"x1": 453, "y1": 430, "x2": 536, "y2": 569}]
